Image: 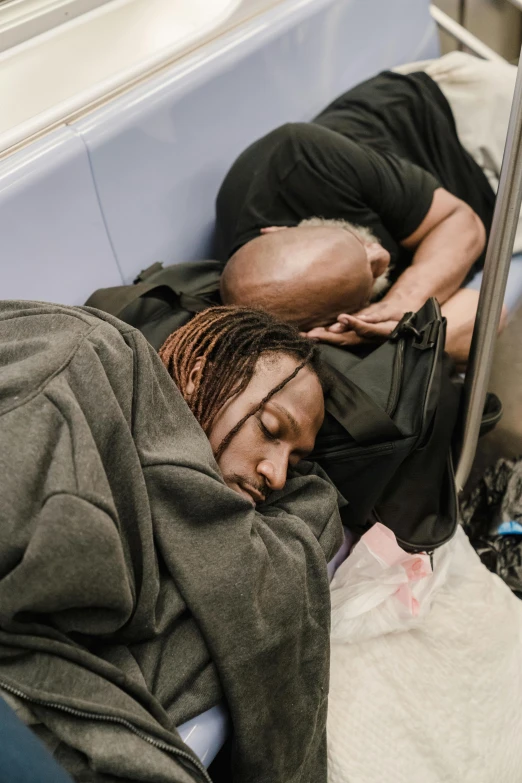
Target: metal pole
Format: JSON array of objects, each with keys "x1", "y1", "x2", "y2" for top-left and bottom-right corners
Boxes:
[
  {"x1": 456, "y1": 45, "x2": 522, "y2": 491},
  {"x1": 457, "y1": 0, "x2": 465, "y2": 52},
  {"x1": 430, "y1": 6, "x2": 507, "y2": 64}
]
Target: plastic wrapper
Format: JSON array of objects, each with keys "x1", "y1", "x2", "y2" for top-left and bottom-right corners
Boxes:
[
  {"x1": 330, "y1": 522, "x2": 454, "y2": 643},
  {"x1": 461, "y1": 457, "x2": 522, "y2": 598}
]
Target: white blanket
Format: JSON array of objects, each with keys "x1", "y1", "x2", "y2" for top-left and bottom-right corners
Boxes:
[
  {"x1": 328, "y1": 528, "x2": 522, "y2": 783},
  {"x1": 395, "y1": 52, "x2": 522, "y2": 254}
]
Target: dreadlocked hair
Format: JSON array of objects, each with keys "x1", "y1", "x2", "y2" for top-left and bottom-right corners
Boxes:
[{"x1": 159, "y1": 306, "x2": 327, "y2": 461}]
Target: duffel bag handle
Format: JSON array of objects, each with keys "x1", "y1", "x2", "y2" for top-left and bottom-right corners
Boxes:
[
  {"x1": 85, "y1": 281, "x2": 165, "y2": 315},
  {"x1": 85, "y1": 281, "x2": 210, "y2": 319}
]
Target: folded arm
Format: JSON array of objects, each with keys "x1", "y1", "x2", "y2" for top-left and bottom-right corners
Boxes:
[
  {"x1": 305, "y1": 189, "x2": 489, "y2": 363},
  {"x1": 385, "y1": 187, "x2": 486, "y2": 309},
  {"x1": 347, "y1": 187, "x2": 485, "y2": 324}
]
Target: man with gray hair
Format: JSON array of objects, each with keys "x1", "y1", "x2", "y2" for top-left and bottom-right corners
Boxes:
[{"x1": 216, "y1": 53, "x2": 517, "y2": 367}]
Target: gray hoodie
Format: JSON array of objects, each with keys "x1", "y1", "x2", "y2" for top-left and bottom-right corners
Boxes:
[{"x1": 0, "y1": 301, "x2": 343, "y2": 783}]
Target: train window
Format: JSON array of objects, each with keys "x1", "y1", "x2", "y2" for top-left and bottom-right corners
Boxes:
[
  {"x1": 0, "y1": 0, "x2": 242, "y2": 156},
  {"x1": 0, "y1": 0, "x2": 112, "y2": 53}
]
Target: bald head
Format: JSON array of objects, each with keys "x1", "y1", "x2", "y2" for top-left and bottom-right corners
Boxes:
[{"x1": 220, "y1": 225, "x2": 375, "y2": 330}]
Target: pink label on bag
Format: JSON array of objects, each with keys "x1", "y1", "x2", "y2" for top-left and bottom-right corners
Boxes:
[{"x1": 361, "y1": 523, "x2": 432, "y2": 616}]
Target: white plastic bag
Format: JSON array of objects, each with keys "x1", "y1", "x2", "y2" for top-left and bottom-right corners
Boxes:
[
  {"x1": 330, "y1": 523, "x2": 455, "y2": 643},
  {"x1": 328, "y1": 527, "x2": 522, "y2": 783}
]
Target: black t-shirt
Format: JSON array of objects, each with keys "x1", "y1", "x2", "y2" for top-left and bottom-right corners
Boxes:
[{"x1": 215, "y1": 71, "x2": 495, "y2": 283}]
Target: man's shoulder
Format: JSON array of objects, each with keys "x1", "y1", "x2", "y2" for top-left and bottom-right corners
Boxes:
[{"x1": 0, "y1": 300, "x2": 140, "y2": 409}]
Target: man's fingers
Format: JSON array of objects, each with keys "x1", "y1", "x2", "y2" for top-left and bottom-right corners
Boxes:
[
  {"x1": 340, "y1": 303, "x2": 406, "y2": 324},
  {"x1": 354, "y1": 312, "x2": 388, "y2": 323},
  {"x1": 302, "y1": 317, "x2": 398, "y2": 346},
  {"x1": 348, "y1": 317, "x2": 398, "y2": 340},
  {"x1": 305, "y1": 324, "x2": 349, "y2": 338},
  {"x1": 317, "y1": 331, "x2": 364, "y2": 347},
  {"x1": 335, "y1": 314, "x2": 356, "y2": 325},
  {"x1": 301, "y1": 327, "x2": 364, "y2": 347},
  {"x1": 349, "y1": 305, "x2": 381, "y2": 319},
  {"x1": 339, "y1": 305, "x2": 383, "y2": 321},
  {"x1": 336, "y1": 314, "x2": 364, "y2": 329},
  {"x1": 327, "y1": 322, "x2": 347, "y2": 333},
  {"x1": 304, "y1": 327, "x2": 326, "y2": 339}
]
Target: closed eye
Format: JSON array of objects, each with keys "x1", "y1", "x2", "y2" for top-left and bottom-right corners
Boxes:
[{"x1": 258, "y1": 418, "x2": 278, "y2": 442}]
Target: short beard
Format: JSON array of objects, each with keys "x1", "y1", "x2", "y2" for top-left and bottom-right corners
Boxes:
[
  {"x1": 299, "y1": 216, "x2": 392, "y2": 300},
  {"x1": 370, "y1": 270, "x2": 391, "y2": 301}
]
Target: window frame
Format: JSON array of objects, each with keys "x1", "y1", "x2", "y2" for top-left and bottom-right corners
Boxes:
[{"x1": 0, "y1": 0, "x2": 112, "y2": 52}]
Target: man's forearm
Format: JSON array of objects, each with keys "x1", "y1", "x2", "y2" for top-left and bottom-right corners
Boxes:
[
  {"x1": 383, "y1": 205, "x2": 486, "y2": 310},
  {"x1": 442, "y1": 289, "x2": 507, "y2": 370}
]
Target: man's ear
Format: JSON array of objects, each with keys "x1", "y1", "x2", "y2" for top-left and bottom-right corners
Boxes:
[
  {"x1": 185, "y1": 358, "x2": 203, "y2": 398},
  {"x1": 365, "y1": 242, "x2": 391, "y2": 278},
  {"x1": 260, "y1": 226, "x2": 289, "y2": 234}
]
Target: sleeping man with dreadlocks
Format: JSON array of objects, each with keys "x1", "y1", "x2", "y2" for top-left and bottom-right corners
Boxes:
[
  {"x1": 158, "y1": 304, "x2": 330, "y2": 504},
  {"x1": 0, "y1": 299, "x2": 343, "y2": 783}
]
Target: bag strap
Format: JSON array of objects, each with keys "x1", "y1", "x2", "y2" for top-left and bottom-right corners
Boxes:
[
  {"x1": 85, "y1": 282, "x2": 162, "y2": 314},
  {"x1": 85, "y1": 282, "x2": 211, "y2": 317},
  {"x1": 324, "y1": 362, "x2": 403, "y2": 445}
]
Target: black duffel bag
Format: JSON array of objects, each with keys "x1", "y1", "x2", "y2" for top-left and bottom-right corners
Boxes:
[
  {"x1": 86, "y1": 261, "x2": 501, "y2": 552},
  {"x1": 313, "y1": 300, "x2": 461, "y2": 551}
]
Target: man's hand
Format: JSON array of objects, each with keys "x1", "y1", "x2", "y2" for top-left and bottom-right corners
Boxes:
[
  {"x1": 343, "y1": 300, "x2": 408, "y2": 326},
  {"x1": 301, "y1": 322, "x2": 366, "y2": 347},
  {"x1": 303, "y1": 302, "x2": 407, "y2": 347}
]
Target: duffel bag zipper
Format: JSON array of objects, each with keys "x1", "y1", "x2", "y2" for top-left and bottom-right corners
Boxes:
[
  {"x1": 0, "y1": 680, "x2": 211, "y2": 783},
  {"x1": 385, "y1": 339, "x2": 405, "y2": 417},
  {"x1": 386, "y1": 303, "x2": 441, "y2": 421}
]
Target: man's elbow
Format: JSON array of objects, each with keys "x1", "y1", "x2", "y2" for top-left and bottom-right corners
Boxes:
[
  {"x1": 461, "y1": 203, "x2": 486, "y2": 259},
  {"x1": 445, "y1": 299, "x2": 507, "y2": 371}
]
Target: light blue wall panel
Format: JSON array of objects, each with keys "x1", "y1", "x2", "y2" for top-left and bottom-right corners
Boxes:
[
  {"x1": 0, "y1": 129, "x2": 121, "y2": 304},
  {"x1": 74, "y1": 0, "x2": 438, "y2": 283}
]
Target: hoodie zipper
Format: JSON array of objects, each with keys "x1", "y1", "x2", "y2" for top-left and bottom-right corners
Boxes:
[{"x1": 0, "y1": 680, "x2": 212, "y2": 783}]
